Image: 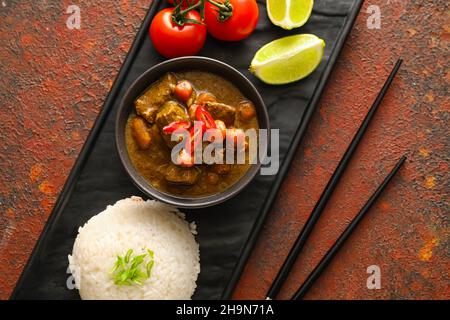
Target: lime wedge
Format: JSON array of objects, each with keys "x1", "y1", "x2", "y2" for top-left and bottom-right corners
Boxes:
[
  {"x1": 250, "y1": 34, "x2": 325, "y2": 85},
  {"x1": 267, "y1": 0, "x2": 314, "y2": 30}
]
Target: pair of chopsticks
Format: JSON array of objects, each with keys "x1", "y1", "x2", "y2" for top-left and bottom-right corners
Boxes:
[{"x1": 266, "y1": 59, "x2": 404, "y2": 300}]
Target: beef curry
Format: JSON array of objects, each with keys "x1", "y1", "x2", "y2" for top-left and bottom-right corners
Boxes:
[{"x1": 125, "y1": 71, "x2": 259, "y2": 197}]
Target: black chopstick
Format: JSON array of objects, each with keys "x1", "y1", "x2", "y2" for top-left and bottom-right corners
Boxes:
[
  {"x1": 291, "y1": 155, "x2": 406, "y2": 300},
  {"x1": 266, "y1": 59, "x2": 403, "y2": 300}
]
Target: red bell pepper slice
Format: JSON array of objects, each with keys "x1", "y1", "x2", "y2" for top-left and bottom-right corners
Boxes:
[
  {"x1": 187, "y1": 121, "x2": 206, "y2": 154},
  {"x1": 195, "y1": 106, "x2": 216, "y2": 130},
  {"x1": 162, "y1": 120, "x2": 191, "y2": 134}
]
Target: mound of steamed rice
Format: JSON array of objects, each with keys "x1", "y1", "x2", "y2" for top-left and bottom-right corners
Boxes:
[{"x1": 68, "y1": 196, "x2": 200, "y2": 300}]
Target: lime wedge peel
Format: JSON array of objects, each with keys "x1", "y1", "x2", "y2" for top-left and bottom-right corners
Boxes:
[
  {"x1": 267, "y1": 0, "x2": 314, "y2": 30},
  {"x1": 250, "y1": 34, "x2": 325, "y2": 85}
]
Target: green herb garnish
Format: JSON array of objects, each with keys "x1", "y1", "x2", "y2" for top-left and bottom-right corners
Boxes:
[{"x1": 111, "y1": 249, "x2": 155, "y2": 286}]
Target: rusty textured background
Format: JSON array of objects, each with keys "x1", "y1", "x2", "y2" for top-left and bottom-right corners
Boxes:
[{"x1": 0, "y1": 0, "x2": 448, "y2": 299}]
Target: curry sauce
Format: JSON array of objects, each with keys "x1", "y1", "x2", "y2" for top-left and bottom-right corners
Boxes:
[{"x1": 125, "y1": 71, "x2": 259, "y2": 197}]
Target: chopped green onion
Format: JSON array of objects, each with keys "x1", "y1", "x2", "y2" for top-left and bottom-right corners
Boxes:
[
  {"x1": 124, "y1": 249, "x2": 133, "y2": 263},
  {"x1": 111, "y1": 248, "x2": 155, "y2": 286},
  {"x1": 146, "y1": 260, "x2": 154, "y2": 278}
]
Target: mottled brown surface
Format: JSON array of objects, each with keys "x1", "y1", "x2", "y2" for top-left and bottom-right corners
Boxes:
[
  {"x1": 234, "y1": 1, "x2": 450, "y2": 300},
  {"x1": 0, "y1": 1, "x2": 448, "y2": 299}
]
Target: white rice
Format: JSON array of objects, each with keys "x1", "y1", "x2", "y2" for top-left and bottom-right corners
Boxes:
[{"x1": 68, "y1": 196, "x2": 200, "y2": 300}]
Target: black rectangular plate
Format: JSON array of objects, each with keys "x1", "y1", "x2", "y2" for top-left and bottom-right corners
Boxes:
[{"x1": 11, "y1": 0, "x2": 362, "y2": 300}]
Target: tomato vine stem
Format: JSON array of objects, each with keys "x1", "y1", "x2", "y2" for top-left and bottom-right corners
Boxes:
[
  {"x1": 207, "y1": 0, "x2": 233, "y2": 22},
  {"x1": 171, "y1": 0, "x2": 233, "y2": 26}
]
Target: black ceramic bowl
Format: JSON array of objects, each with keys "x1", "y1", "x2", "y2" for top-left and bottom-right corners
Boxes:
[{"x1": 116, "y1": 56, "x2": 269, "y2": 208}]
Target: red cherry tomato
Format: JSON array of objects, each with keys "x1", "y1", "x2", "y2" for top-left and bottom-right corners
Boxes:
[
  {"x1": 176, "y1": 148, "x2": 194, "y2": 167},
  {"x1": 150, "y1": 8, "x2": 206, "y2": 58},
  {"x1": 204, "y1": 0, "x2": 259, "y2": 41},
  {"x1": 214, "y1": 120, "x2": 227, "y2": 142},
  {"x1": 174, "y1": 80, "x2": 193, "y2": 102}
]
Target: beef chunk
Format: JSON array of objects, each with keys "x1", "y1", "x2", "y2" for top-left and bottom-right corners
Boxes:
[
  {"x1": 164, "y1": 164, "x2": 200, "y2": 186},
  {"x1": 155, "y1": 101, "x2": 189, "y2": 148},
  {"x1": 204, "y1": 102, "x2": 236, "y2": 126},
  {"x1": 155, "y1": 101, "x2": 189, "y2": 130},
  {"x1": 135, "y1": 73, "x2": 177, "y2": 123}
]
